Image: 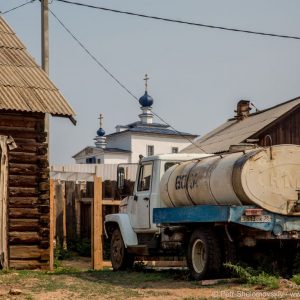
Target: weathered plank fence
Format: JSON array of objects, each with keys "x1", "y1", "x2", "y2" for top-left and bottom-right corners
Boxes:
[{"x1": 49, "y1": 164, "x2": 137, "y2": 268}]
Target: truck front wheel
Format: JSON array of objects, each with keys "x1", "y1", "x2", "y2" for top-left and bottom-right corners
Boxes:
[
  {"x1": 187, "y1": 228, "x2": 221, "y2": 280},
  {"x1": 110, "y1": 228, "x2": 134, "y2": 270}
]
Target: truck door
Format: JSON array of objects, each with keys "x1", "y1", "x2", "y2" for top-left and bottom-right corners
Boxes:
[{"x1": 131, "y1": 162, "x2": 153, "y2": 229}]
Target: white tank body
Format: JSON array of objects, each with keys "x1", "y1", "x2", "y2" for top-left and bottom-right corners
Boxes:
[{"x1": 160, "y1": 145, "x2": 300, "y2": 215}]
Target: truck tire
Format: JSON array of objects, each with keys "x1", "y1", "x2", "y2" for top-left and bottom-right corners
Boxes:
[
  {"x1": 110, "y1": 228, "x2": 134, "y2": 270},
  {"x1": 187, "y1": 228, "x2": 221, "y2": 280}
]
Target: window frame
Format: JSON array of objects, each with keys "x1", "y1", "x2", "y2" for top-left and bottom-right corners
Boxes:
[
  {"x1": 171, "y1": 147, "x2": 179, "y2": 153},
  {"x1": 137, "y1": 162, "x2": 153, "y2": 192},
  {"x1": 147, "y1": 145, "x2": 154, "y2": 156}
]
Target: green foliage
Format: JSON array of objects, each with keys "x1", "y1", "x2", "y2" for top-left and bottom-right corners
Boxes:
[
  {"x1": 75, "y1": 238, "x2": 91, "y2": 257},
  {"x1": 0, "y1": 269, "x2": 10, "y2": 275},
  {"x1": 132, "y1": 261, "x2": 147, "y2": 272},
  {"x1": 293, "y1": 253, "x2": 300, "y2": 275},
  {"x1": 54, "y1": 237, "x2": 91, "y2": 261},
  {"x1": 224, "y1": 263, "x2": 279, "y2": 289},
  {"x1": 54, "y1": 238, "x2": 72, "y2": 261},
  {"x1": 291, "y1": 274, "x2": 300, "y2": 285}
]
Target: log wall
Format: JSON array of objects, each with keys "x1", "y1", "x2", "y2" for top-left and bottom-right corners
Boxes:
[
  {"x1": 252, "y1": 106, "x2": 300, "y2": 146},
  {"x1": 0, "y1": 111, "x2": 49, "y2": 269}
]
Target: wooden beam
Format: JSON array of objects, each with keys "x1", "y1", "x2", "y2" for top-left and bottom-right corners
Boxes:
[
  {"x1": 91, "y1": 176, "x2": 103, "y2": 270},
  {"x1": 10, "y1": 245, "x2": 44, "y2": 259},
  {"x1": 81, "y1": 197, "x2": 121, "y2": 206},
  {"x1": 49, "y1": 178, "x2": 54, "y2": 271},
  {"x1": 102, "y1": 199, "x2": 121, "y2": 206}
]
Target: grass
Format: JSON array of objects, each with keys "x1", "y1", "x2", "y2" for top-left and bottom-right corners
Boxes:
[
  {"x1": 3, "y1": 263, "x2": 300, "y2": 299},
  {"x1": 291, "y1": 274, "x2": 300, "y2": 285},
  {"x1": 224, "y1": 263, "x2": 280, "y2": 289},
  {"x1": 0, "y1": 266, "x2": 181, "y2": 299}
]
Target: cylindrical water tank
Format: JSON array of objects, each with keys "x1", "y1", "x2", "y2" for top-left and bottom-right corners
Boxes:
[{"x1": 160, "y1": 145, "x2": 300, "y2": 215}]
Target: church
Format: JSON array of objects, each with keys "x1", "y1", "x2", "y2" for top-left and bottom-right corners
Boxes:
[{"x1": 73, "y1": 76, "x2": 197, "y2": 164}]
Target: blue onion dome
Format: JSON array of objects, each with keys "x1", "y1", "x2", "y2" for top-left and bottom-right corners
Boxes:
[
  {"x1": 97, "y1": 127, "x2": 105, "y2": 137},
  {"x1": 139, "y1": 91, "x2": 154, "y2": 107}
]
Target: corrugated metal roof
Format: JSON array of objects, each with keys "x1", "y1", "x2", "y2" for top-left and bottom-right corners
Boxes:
[
  {"x1": 128, "y1": 126, "x2": 195, "y2": 136},
  {"x1": 0, "y1": 17, "x2": 75, "y2": 118},
  {"x1": 51, "y1": 163, "x2": 138, "y2": 181},
  {"x1": 72, "y1": 146, "x2": 131, "y2": 159},
  {"x1": 182, "y1": 97, "x2": 300, "y2": 154}
]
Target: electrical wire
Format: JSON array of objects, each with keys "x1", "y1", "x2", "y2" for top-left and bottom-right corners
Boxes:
[
  {"x1": 49, "y1": 9, "x2": 206, "y2": 153},
  {"x1": 55, "y1": 0, "x2": 300, "y2": 41},
  {"x1": 0, "y1": 0, "x2": 36, "y2": 15}
]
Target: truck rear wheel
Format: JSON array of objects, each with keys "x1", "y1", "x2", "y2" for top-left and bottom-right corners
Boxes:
[
  {"x1": 111, "y1": 228, "x2": 134, "y2": 270},
  {"x1": 187, "y1": 228, "x2": 221, "y2": 280}
]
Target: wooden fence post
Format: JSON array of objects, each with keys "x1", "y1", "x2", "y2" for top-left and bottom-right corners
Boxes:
[
  {"x1": 49, "y1": 178, "x2": 54, "y2": 271},
  {"x1": 75, "y1": 184, "x2": 81, "y2": 238},
  {"x1": 55, "y1": 182, "x2": 66, "y2": 249},
  {"x1": 91, "y1": 176, "x2": 103, "y2": 270}
]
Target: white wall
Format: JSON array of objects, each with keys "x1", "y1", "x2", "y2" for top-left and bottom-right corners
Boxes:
[
  {"x1": 74, "y1": 151, "x2": 130, "y2": 164},
  {"x1": 131, "y1": 134, "x2": 192, "y2": 163},
  {"x1": 74, "y1": 132, "x2": 194, "y2": 164},
  {"x1": 103, "y1": 153, "x2": 130, "y2": 164},
  {"x1": 74, "y1": 157, "x2": 87, "y2": 164},
  {"x1": 106, "y1": 132, "x2": 131, "y2": 151}
]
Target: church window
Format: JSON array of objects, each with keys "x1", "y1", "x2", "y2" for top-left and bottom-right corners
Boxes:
[
  {"x1": 147, "y1": 145, "x2": 154, "y2": 156},
  {"x1": 172, "y1": 147, "x2": 179, "y2": 153},
  {"x1": 86, "y1": 157, "x2": 96, "y2": 164}
]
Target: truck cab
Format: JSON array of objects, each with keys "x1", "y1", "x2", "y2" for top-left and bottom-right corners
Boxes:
[
  {"x1": 105, "y1": 153, "x2": 211, "y2": 269},
  {"x1": 123, "y1": 154, "x2": 211, "y2": 231}
]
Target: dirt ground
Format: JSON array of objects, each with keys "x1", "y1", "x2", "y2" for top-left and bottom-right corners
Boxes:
[{"x1": 1, "y1": 258, "x2": 300, "y2": 300}]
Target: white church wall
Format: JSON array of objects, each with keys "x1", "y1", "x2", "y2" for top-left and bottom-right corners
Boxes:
[
  {"x1": 106, "y1": 132, "x2": 132, "y2": 151},
  {"x1": 103, "y1": 153, "x2": 130, "y2": 164},
  {"x1": 131, "y1": 134, "x2": 193, "y2": 163},
  {"x1": 74, "y1": 157, "x2": 86, "y2": 164}
]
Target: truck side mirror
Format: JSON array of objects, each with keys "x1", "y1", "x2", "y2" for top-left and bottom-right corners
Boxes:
[{"x1": 117, "y1": 167, "x2": 125, "y2": 190}]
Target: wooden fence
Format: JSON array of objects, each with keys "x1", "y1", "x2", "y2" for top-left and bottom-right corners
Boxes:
[{"x1": 51, "y1": 178, "x2": 125, "y2": 269}]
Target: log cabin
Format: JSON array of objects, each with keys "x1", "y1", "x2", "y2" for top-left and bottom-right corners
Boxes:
[
  {"x1": 183, "y1": 98, "x2": 300, "y2": 154},
  {"x1": 0, "y1": 17, "x2": 75, "y2": 269}
]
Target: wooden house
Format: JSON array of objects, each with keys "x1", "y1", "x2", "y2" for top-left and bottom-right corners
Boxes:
[
  {"x1": 0, "y1": 17, "x2": 75, "y2": 269},
  {"x1": 183, "y1": 98, "x2": 300, "y2": 154}
]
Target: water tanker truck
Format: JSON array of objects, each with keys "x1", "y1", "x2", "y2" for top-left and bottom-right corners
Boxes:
[{"x1": 105, "y1": 144, "x2": 300, "y2": 279}]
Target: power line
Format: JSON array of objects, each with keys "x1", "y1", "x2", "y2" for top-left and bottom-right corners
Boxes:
[
  {"x1": 49, "y1": 9, "x2": 206, "y2": 153},
  {"x1": 55, "y1": 0, "x2": 300, "y2": 41},
  {"x1": 0, "y1": 0, "x2": 36, "y2": 15}
]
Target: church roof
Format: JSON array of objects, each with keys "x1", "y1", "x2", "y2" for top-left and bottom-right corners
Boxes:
[
  {"x1": 126, "y1": 121, "x2": 169, "y2": 128},
  {"x1": 72, "y1": 146, "x2": 131, "y2": 158},
  {"x1": 107, "y1": 123, "x2": 197, "y2": 138}
]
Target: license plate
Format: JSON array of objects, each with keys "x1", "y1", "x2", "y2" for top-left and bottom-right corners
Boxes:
[{"x1": 240, "y1": 215, "x2": 272, "y2": 223}]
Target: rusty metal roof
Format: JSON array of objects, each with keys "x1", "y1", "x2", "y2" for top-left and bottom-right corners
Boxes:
[
  {"x1": 0, "y1": 17, "x2": 75, "y2": 118},
  {"x1": 182, "y1": 97, "x2": 300, "y2": 154}
]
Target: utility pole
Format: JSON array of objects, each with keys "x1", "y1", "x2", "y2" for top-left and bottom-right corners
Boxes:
[
  {"x1": 41, "y1": 0, "x2": 49, "y2": 74},
  {"x1": 41, "y1": 0, "x2": 50, "y2": 155},
  {"x1": 41, "y1": 0, "x2": 53, "y2": 270}
]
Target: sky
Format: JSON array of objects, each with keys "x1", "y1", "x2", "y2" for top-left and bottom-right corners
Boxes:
[{"x1": 2, "y1": 0, "x2": 300, "y2": 164}]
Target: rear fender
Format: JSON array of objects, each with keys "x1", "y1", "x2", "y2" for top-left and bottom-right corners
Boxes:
[{"x1": 104, "y1": 213, "x2": 138, "y2": 247}]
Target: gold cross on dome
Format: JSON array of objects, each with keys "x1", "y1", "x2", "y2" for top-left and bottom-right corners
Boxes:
[
  {"x1": 144, "y1": 74, "x2": 149, "y2": 91},
  {"x1": 98, "y1": 113, "x2": 103, "y2": 128}
]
